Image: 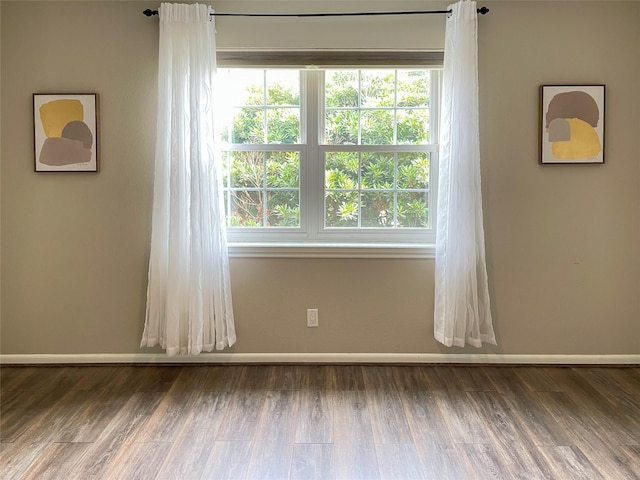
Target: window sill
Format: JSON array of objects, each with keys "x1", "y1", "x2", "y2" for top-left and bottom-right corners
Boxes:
[{"x1": 228, "y1": 242, "x2": 435, "y2": 258}]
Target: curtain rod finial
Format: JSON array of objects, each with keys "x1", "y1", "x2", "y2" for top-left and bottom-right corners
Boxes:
[
  {"x1": 478, "y1": 6, "x2": 490, "y2": 15},
  {"x1": 143, "y1": 9, "x2": 159, "y2": 17}
]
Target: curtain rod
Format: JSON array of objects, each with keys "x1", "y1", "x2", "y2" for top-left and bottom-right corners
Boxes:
[{"x1": 142, "y1": 7, "x2": 490, "y2": 17}]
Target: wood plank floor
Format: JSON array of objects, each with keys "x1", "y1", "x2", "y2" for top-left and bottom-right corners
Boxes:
[{"x1": 1, "y1": 365, "x2": 638, "y2": 479}]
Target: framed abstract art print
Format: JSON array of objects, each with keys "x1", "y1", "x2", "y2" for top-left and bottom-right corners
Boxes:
[
  {"x1": 539, "y1": 85, "x2": 605, "y2": 164},
  {"x1": 33, "y1": 93, "x2": 99, "y2": 172}
]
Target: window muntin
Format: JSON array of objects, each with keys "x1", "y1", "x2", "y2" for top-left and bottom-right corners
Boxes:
[{"x1": 216, "y1": 67, "x2": 439, "y2": 244}]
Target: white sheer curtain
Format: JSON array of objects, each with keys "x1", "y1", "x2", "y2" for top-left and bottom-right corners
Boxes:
[
  {"x1": 434, "y1": 0, "x2": 496, "y2": 347},
  {"x1": 141, "y1": 3, "x2": 236, "y2": 356}
]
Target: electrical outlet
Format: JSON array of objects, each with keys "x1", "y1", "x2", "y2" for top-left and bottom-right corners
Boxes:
[{"x1": 307, "y1": 308, "x2": 319, "y2": 327}]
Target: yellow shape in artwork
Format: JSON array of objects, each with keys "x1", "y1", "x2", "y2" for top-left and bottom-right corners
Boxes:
[
  {"x1": 39, "y1": 99, "x2": 84, "y2": 138},
  {"x1": 552, "y1": 118, "x2": 601, "y2": 160}
]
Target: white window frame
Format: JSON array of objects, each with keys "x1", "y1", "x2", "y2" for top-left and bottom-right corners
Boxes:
[{"x1": 219, "y1": 54, "x2": 441, "y2": 258}]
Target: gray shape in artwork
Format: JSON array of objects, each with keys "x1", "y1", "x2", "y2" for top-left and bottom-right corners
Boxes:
[
  {"x1": 39, "y1": 137, "x2": 91, "y2": 166},
  {"x1": 61, "y1": 120, "x2": 93, "y2": 149},
  {"x1": 548, "y1": 118, "x2": 571, "y2": 142}
]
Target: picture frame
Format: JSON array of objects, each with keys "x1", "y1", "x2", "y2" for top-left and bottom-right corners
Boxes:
[
  {"x1": 33, "y1": 93, "x2": 99, "y2": 172},
  {"x1": 539, "y1": 85, "x2": 605, "y2": 164}
]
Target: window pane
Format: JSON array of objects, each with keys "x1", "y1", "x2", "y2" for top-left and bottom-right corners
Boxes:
[
  {"x1": 230, "y1": 190, "x2": 264, "y2": 227},
  {"x1": 266, "y1": 70, "x2": 300, "y2": 106},
  {"x1": 325, "y1": 70, "x2": 359, "y2": 108},
  {"x1": 222, "y1": 69, "x2": 265, "y2": 106},
  {"x1": 230, "y1": 151, "x2": 264, "y2": 188},
  {"x1": 397, "y1": 70, "x2": 430, "y2": 107},
  {"x1": 325, "y1": 109, "x2": 358, "y2": 145},
  {"x1": 325, "y1": 152, "x2": 358, "y2": 189},
  {"x1": 266, "y1": 108, "x2": 300, "y2": 143},
  {"x1": 397, "y1": 153, "x2": 430, "y2": 190},
  {"x1": 361, "y1": 191, "x2": 394, "y2": 227},
  {"x1": 325, "y1": 190, "x2": 359, "y2": 227},
  {"x1": 231, "y1": 108, "x2": 265, "y2": 144},
  {"x1": 360, "y1": 70, "x2": 395, "y2": 108},
  {"x1": 396, "y1": 109, "x2": 429, "y2": 144},
  {"x1": 397, "y1": 191, "x2": 428, "y2": 228},
  {"x1": 361, "y1": 153, "x2": 394, "y2": 189},
  {"x1": 266, "y1": 152, "x2": 299, "y2": 188},
  {"x1": 361, "y1": 110, "x2": 394, "y2": 145},
  {"x1": 267, "y1": 191, "x2": 299, "y2": 227}
]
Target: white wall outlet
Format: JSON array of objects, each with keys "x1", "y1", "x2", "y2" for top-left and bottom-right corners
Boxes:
[{"x1": 307, "y1": 308, "x2": 319, "y2": 327}]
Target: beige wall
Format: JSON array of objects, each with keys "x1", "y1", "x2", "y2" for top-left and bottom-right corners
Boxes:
[{"x1": 1, "y1": 1, "x2": 638, "y2": 356}]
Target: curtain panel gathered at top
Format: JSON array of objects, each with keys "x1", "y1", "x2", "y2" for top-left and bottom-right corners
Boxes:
[
  {"x1": 141, "y1": 3, "x2": 236, "y2": 356},
  {"x1": 434, "y1": 0, "x2": 496, "y2": 347}
]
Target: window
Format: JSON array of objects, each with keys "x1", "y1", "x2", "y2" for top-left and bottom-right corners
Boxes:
[{"x1": 216, "y1": 65, "x2": 440, "y2": 248}]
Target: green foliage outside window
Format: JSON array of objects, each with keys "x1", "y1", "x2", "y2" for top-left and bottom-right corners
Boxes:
[
  {"x1": 324, "y1": 70, "x2": 431, "y2": 228},
  {"x1": 222, "y1": 69, "x2": 432, "y2": 229}
]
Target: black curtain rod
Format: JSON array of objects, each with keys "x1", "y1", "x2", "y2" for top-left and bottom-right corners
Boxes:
[{"x1": 142, "y1": 7, "x2": 490, "y2": 18}]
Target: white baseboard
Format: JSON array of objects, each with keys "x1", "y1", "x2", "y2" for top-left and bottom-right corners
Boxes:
[{"x1": 1, "y1": 353, "x2": 638, "y2": 365}]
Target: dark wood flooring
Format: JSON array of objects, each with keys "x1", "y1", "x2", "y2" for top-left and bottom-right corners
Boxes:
[{"x1": 1, "y1": 364, "x2": 639, "y2": 479}]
